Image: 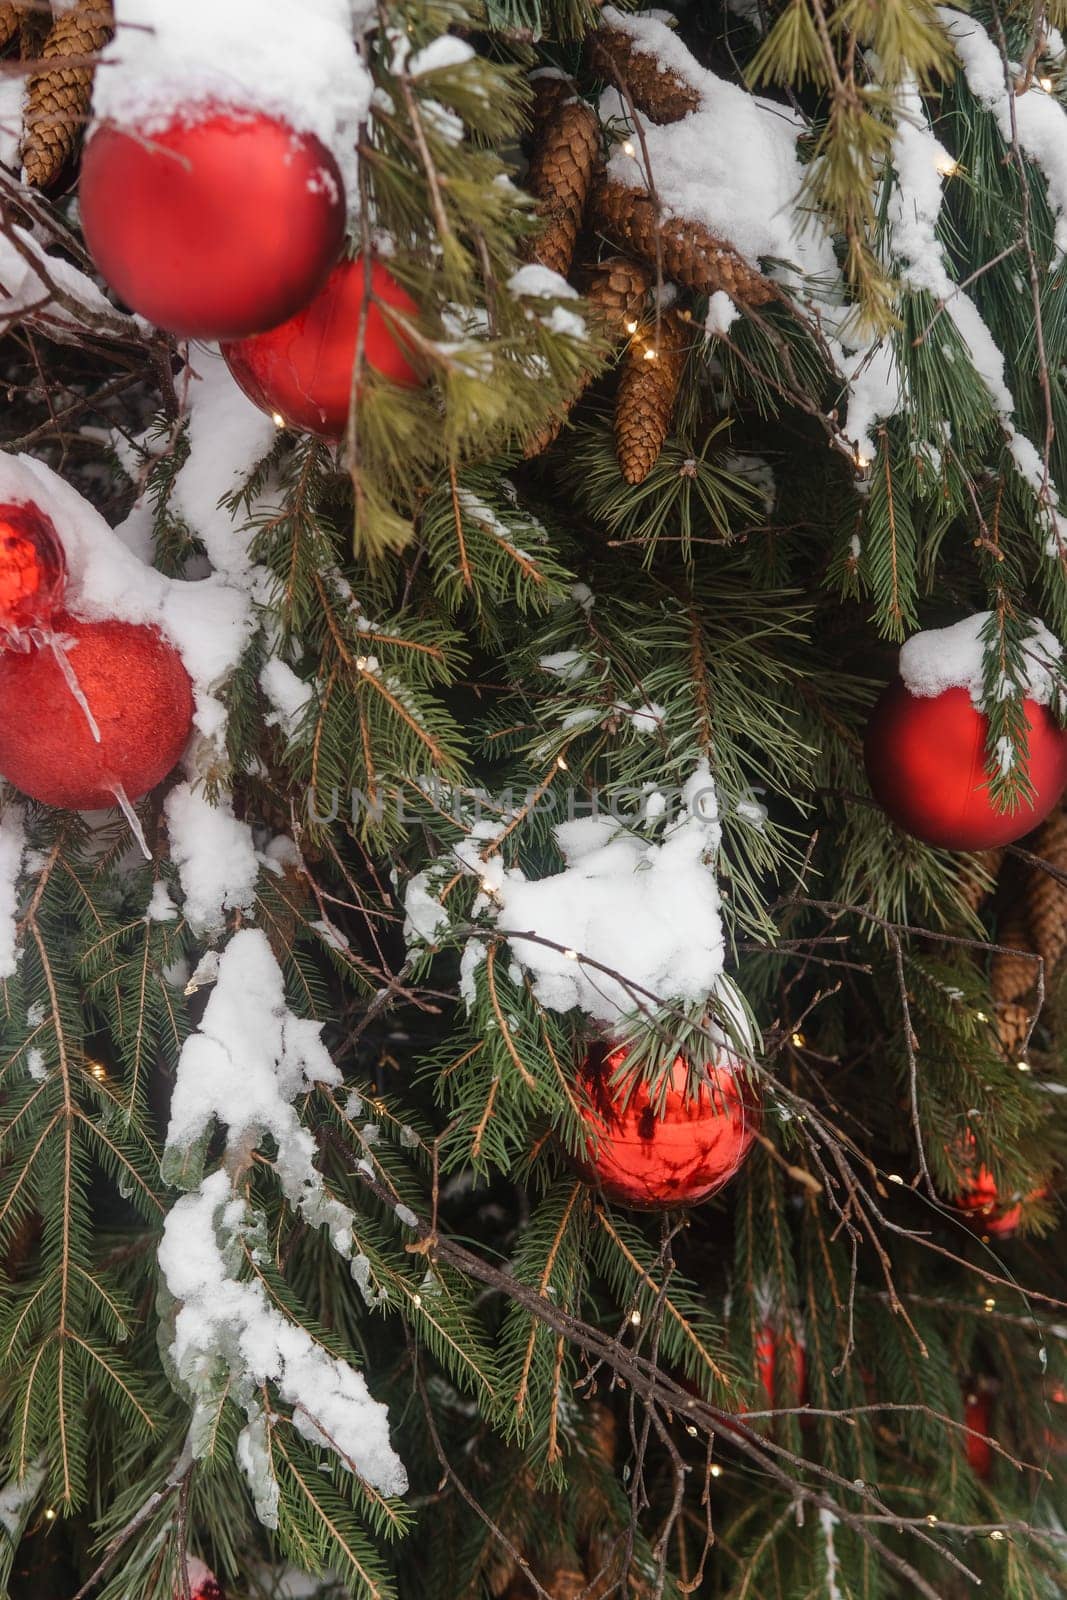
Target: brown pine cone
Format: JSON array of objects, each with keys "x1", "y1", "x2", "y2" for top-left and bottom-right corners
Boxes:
[
  {"x1": 958, "y1": 848, "x2": 1003, "y2": 914},
  {"x1": 526, "y1": 99, "x2": 601, "y2": 278},
  {"x1": 584, "y1": 255, "x2": 652, "y2": 331},
  {"x1": 543, "y1": 1556, "x2": 585, "y2": 1600},
  {"x1": 996, "y1": 1001, "x2": 1032, "y2": 1059},
  {"x1": 591, "y1": 177, "x2": 778, "y2": 307},
  {"x1": 1025, "y1": 807, "x2": 1067, "y2": 978},
  {"x1": 586, "y1": 1398, "x2": 618, "y2": 1465},
  {"x1": 528, "y1": 68, "x2": 573, "y2": 136},
  {"x1": 522, "y1": 258, "x2": 652, "y2": 460},
  {"x1": 991, "y1": 903, "x2": 1036, "y2": 1005},
  {"x1": 588, "y1": 26, "x2": 701, "y2": 123},
  {"x1": 0, "y1": 1, "x2": 20, "y2": 53},
  {"x1": 22, "y1": 0, "x2": 113, "y2": 190},
  {"x1": 614, "y1": 308, "x2": 688, "y2": 484}
]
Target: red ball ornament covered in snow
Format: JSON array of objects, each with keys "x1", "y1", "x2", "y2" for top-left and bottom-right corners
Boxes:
[
  {"x1": 221, "y1": 256, "x2": 422, "y2": 438},
  {"x1": 574, "y1": 1041, "x2": 760, "y2": 1210},
  {"x1": 865, "y1": 617, "x2": 1067, "y2": 850},
  {"x1": 0, "y1": 614, "x2": 193, "y2": 810},
  {"x1": 178, "y1": 1558, "x2": 223, "y2": 1600},
  {"x1": 0, "y1": 501, "x2": 66, "y2": 642},
  {"x1": 80, "y1": 108, "x2": 345, "y2": 339}
]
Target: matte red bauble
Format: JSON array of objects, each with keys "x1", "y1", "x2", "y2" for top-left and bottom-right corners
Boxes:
[
  {"x1": 963, "y1": 1388, "x2": 993, "y2": 1479},
  {"x1": 574, "y1": 1042, "x2": 760, "y2": 1210},
  {"x1": 221, "y1": 256, "x2": 422, "y2": 438},
  {"x1": 80, "y1": 108, "x2": 345, "y2": 339},
  {"x1": 0, "y1": 501, "x2": 66, "y2": 641},
  {"x1": 865, "y1": 679, "x2": 1067, "y2": 850},
  {"x1": 0, "y1": 614, "x2": 193, "y2": 810}
]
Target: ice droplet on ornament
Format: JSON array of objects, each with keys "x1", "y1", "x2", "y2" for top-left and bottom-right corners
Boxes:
[
  {"x1": 110, "y1": 784, "x2": 152, "y2": 863},
  {"x1": 46, "y1": 635, "x2": 101, "y2": 743},
  {"x1": 0, "y1": 502, "x2": 66, "y2": 644}
]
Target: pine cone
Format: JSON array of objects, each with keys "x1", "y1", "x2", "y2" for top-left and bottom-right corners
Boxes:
[
  {"x1": 589, "y1": 26, "x2": 701, "y2": 123},
  {"x1": 996, "y1": 1001, "x2": 1032, "y2": 1059},
  {"x1": 522, "y1": 258, "x2": 651, "y2": 459},
  {"x1": 614, "y1": 308, "x2": 688, "y2": 484},
  {"x1": 544, "y1": 1556, "x2": 585, "y2": 1600},
  {"x1": 0, "y1": 1, "x2": 20, "y2": 53},
  {"x1": 584, "y1": 255, "x2": 652, "y2": 331},
  {"x1": 1025, "y1": 807, "x2": 1067, "y2": 978},
  {"x1": 22, "y1": 0, "x2": 113, "y2": 190},
  {"x1": 526, "y1": 99, "x2": 601, "y2": 278},
  {"x1": 591, "y1": 178, "x2": 778, "y2": 307},
  {"x1": 527, "y1": 69, "x2": 572, "y2": 137},
  {"x1": 958, "y1": 848, "x2": 1003, "y2": 914},
  {"x1": 991, "y1": 904, "x2": 1036, "y2": 1005}
]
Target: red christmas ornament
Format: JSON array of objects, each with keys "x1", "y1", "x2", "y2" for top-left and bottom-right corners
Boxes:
[
  {"x1": 755, "y1": 1323, "x2": 808, "y2": 1411},
  {"x1": 179, "y1": 1558, "x2": 223, "y2": 1600},
  {"x1": 80, "y1": 107, "x2": 345, "y2": 339},
  {"x1": 955, "y1": 1163, "x2": 1024, "y2": 1239},
  {"x1": 221, "y1": 255, "x2": 422, "y2": 438},
  {"x1": 950, "y1": 1133, "x2": 1046, "y2": 1239},
  {"x1": 574, "y1": 1042, "x2": 760, "y2": 1210},
  {"x1": 963, "y1": 1387, "x2": 993, "y2": 1479},
  {"x1": 0, "y1": 501, "x2": 66, "y2": 642},
  {"x1": 865, "y1": 679, "x2": 1067, "y2": 850},
  {"x1": 0, "y1": 614, "x2": 193, "y2": 810}
]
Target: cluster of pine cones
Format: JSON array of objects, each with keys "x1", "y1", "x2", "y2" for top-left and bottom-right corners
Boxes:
[
  {"x1": 1, "y1": 0, "x2": 111, "y2": 189},
  {"x1": 521, "y1": 22, "x2": 777, "y2": 484},
  {"x1": 964, "y1": 806, "x2": 1067, "y2": 1055}
]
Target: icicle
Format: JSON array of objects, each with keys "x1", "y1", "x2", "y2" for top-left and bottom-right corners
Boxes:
[
  {"x1": 110, "y1": 784, "x2": 152, "y2": 862},
  {"x1": 45, "y1": 634, "x2": 101, "y2": 744}
]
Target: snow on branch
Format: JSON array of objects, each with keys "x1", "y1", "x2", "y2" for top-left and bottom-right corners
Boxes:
[
  {"x1": 162, "y1": 928, "x2": 350, "y2": 1237},
  {"x1": 405, "y1": 762, "x2": 743, "y2": 1031},
  {"x1": 157, "y1": 931, "x2": 408, "y2": 1523},
  {"x1": 158, "y1": 1170, "x2": 407, "y2": 1527}
]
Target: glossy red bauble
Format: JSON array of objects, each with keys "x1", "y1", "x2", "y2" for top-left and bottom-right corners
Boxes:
[
  {"x1": 221, "y1": 256, "x2": 422, "y2": 438},
  {"x1": 0, "y1": 501, "x2": 66, "y2": 641},
  {"x1": 954, "y1": 1163, "x2": 1025, "y2": 1239},
  {"x1": 574, "y1": 1042, "x2": 760, "y2": 1210},
  {"x1": 963, "y1": 1388, "x2": 993, "y2": 1479},
  {"x1": 865, "y1": 679, "x2": 1067, "y2": 850},
  {"x1": 0, "y1": 614, "x2": 193, "y2": 810},
  {"x1": 80, "y1": 108, "x2": 345, "y2": 339},
  {"x1": 756, "y1": 1323, "x2": 808, "y2": 1411}
]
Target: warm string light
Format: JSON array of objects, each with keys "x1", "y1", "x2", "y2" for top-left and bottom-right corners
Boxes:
[
  {"x1": 88, "y1": 1060, "x2": 107, "y2": 1081},
  {"x1": 709, "y1": 1463, "x2": 724, "y2": 1478},
  {"x1": 622, "y1": 139, "x2": 636, "y2": 157},
  {"x1": 790, "y1": 1031, "x2": 806, "y2": 1048},
  {"x1": 271, "y1": 411, "x2": 286, "y2": 428},
  {"x1": 935, "y1": 153, "x2": 960, "y2": 178},
  {"x1": 1039, "y1": 76, "x2": 1055, "y2": 93},
  {"x1": 629, "y1": 1308, "x2": 642, "y2": 1326},
  {"x1": 1016, "y1": 1059, "x2": 1031, "y2": 1073}
]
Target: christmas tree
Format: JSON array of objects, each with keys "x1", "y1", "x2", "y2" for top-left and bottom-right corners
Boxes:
[{"x1": 2, "y1": 1, "x2": 1067, "y2": 1596}]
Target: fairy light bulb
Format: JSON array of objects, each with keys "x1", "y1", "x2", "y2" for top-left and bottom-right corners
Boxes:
[
  {"x1": 622, "y1": 139, "x2": 636, "y2": 157},
  {"x1": 935, "y1": 153, "x2": 959, "y2": 177}
]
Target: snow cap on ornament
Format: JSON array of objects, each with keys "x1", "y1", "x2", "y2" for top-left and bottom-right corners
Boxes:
[
  {"x1": 80, "y1": 0, "x2": 371, "y2": 337},
  {"x1": 865, "y1": 613, "x2": 1067, "y2": 850}
]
